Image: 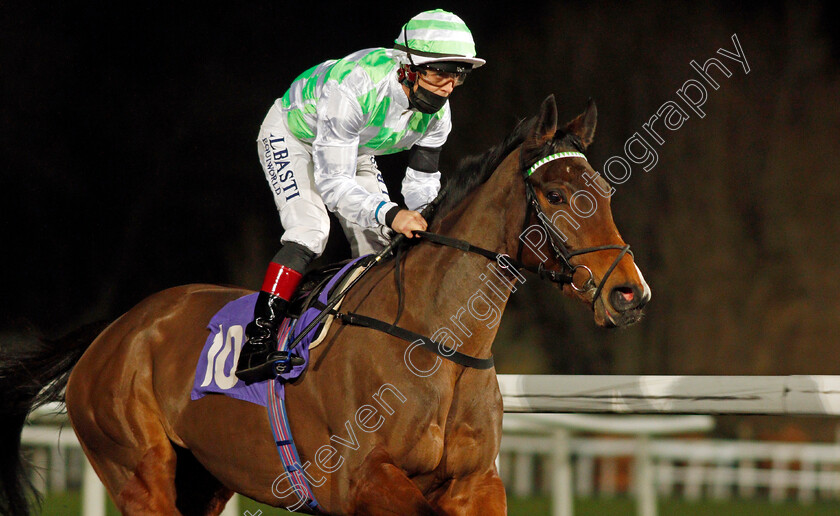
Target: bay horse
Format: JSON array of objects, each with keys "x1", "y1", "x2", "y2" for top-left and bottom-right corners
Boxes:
[{"x1": 1, "y1": 95, "x2": 650, "y2": 515}]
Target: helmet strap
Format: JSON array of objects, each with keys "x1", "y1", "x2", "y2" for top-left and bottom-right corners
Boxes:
[
  {"x1": 399, "y1": 26, "x2": 421, "y2": 87},
  {"x1": 398, "y1": 24, "x2": 448, "y2": 114},
  {"x1": 403, "y1": 26, "x2": 418, "y2": 69},
  {"x1": 398, "y1": 64, "x2": 419, "y2": 86}
]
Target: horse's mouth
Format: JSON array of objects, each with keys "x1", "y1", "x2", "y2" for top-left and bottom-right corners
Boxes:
[
  {"x1": 562, "y1": 278, "x2": 647, "y2": 328},
  {"x1": 613, "y1": 307, "x2": 645, "y2": 327},
  {"x1": 599, "y1": 301, "x2": 645, "y2": 328}
]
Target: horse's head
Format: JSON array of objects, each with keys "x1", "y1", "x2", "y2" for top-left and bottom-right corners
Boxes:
[{"x1": 518, "y1": 95, "x2": 651, "y2": 327}]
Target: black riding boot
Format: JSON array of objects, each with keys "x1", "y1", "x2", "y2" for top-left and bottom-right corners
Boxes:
[
  {"x1": 235, "y1": 291, "x2": 295, "y2": 383},
  {"x1": 235, "y1": 242, "x2": 314, "y2": 384}
]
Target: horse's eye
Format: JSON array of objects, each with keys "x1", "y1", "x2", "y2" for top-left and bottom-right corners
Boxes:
[{"x1": 547, "y1": 191, "x2": 565, "y2": 205}]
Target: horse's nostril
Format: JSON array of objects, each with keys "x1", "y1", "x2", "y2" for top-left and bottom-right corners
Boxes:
[
  {"x1": 617, "y1": 287, "x2": 634, "y2": 302},
  {"x1": 610, "y1": 285, "x2": 641, "y2": 311}
]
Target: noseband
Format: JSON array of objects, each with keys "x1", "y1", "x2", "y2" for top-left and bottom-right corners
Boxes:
[{"x1": 519, "y1": 150, "x2": 632, "y2": 302}]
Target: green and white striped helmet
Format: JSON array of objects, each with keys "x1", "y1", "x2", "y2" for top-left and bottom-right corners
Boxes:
[{"x1": 394, "y1": 9, "x2": 486, "y2": 69}]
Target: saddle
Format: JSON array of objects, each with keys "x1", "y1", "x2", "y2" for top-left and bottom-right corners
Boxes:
[
  {"x1": 190, "y1": 255, "x2": 372, "y2": 407},
  {"x1": 287, "y1": 255, "x2": 372, "y2": 349},
  {"x1": 289, "y1": 259, "x2": 352, "y2": 317}
]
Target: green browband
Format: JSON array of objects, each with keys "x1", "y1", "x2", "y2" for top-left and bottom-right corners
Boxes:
[{"x1": 526, "y1": 151, "x2": 587, "y2": 177}]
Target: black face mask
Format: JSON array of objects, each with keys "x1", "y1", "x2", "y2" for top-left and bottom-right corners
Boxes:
[{"x1": 408, "y1": 82, "x2": 447, "y2": 114}]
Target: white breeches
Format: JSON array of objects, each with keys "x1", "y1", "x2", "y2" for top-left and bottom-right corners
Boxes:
[{"x1": 257, "y1": 104, "x2": 391, "y2": 257}]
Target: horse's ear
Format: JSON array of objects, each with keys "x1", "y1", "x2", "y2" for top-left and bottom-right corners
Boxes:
[
  {"x1": 565, "y1": 98, "x2": 597, "y2": 150},
  {"x1": 535, "y1": 94, "x2": 558, "y2": 143}
]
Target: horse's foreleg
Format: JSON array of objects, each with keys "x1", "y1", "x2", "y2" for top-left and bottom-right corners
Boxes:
[
  {"x1": 348, "y1": 446, "x2": 439, "y2": 516},
  {"x1": 430, "y1": 468, "x2": 507, "y2": 516}
]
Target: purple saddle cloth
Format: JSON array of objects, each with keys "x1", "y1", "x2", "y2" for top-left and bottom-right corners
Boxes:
[{"x1": 190, "y1": 256, "x2": 368, "y2": 407}]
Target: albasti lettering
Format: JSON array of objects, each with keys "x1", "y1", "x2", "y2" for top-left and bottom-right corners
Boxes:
[{"x1": 265, "y1": 135, "x2": 300, "y2": 201}]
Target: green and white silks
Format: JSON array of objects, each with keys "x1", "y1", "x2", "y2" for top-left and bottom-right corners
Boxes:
[{"x1": 275, "y1": 47, "x2": 449, "y2": 229}]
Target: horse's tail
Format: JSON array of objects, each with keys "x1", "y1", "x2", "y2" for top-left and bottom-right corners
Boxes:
[{"x1": 0, "y1": 320, "x2": 110, "y2": 516}]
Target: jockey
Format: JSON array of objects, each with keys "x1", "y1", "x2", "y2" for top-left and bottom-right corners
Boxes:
[{"x1": 235, "y1": 9, "x2": 485, "y2": 383}]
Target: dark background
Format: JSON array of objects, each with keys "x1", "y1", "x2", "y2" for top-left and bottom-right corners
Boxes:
[{"x1": 3, "y1": 1, "x2": 840, "y2": 437}]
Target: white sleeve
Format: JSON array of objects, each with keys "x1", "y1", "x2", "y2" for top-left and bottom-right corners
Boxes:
[
  {"x1": 402, "y1": 167, "x2": 441, "y2": 211},
  {"x1": 312, "y1": 83, "x2": 396, "y2": 228}
]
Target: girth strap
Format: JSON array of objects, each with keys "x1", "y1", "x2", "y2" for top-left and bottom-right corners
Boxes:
[{"x1": 337, "y1": 311, "x2": 495, "y2": 370}]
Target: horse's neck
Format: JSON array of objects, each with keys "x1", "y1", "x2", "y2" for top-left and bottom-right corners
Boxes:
[{"x1": 403, "y1": 150, "x2": 526, "y2": 360}]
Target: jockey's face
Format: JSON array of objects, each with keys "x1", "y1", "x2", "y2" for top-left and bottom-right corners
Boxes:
[
  {"x1": 415, "y1": 76, "x2": 454, "y2": 97},
  {"x1": 415, "y1": 67, "x2": 465, "y2": 97}
]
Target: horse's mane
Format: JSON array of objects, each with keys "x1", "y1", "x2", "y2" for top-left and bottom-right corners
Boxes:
[
  {"x1": 435, "y1": 118, "x2": 535, "y2": 220},
  {"x1": 433, "y1": 116, "x2": 584, "y2": 221}
]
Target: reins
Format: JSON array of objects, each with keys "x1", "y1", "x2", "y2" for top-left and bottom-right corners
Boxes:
[
  {"x1": 412, "y1": 230, "x2": 574, "y2": 284},
  {"x1": 287, "y1": 141, "x2": 635, "y2": 373}
]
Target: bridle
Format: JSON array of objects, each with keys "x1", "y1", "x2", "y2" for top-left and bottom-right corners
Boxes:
[
  {"x1": 518, "y1": 149, "x2": 632, "y2": 303},
  {"x1": 415, "y1": 145, "x2": 633, "y2": 305}
]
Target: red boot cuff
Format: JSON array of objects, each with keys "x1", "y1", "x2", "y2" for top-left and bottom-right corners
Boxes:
[{"x1": 261, "y1": 263, "x2": 303, "y2": 301}]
